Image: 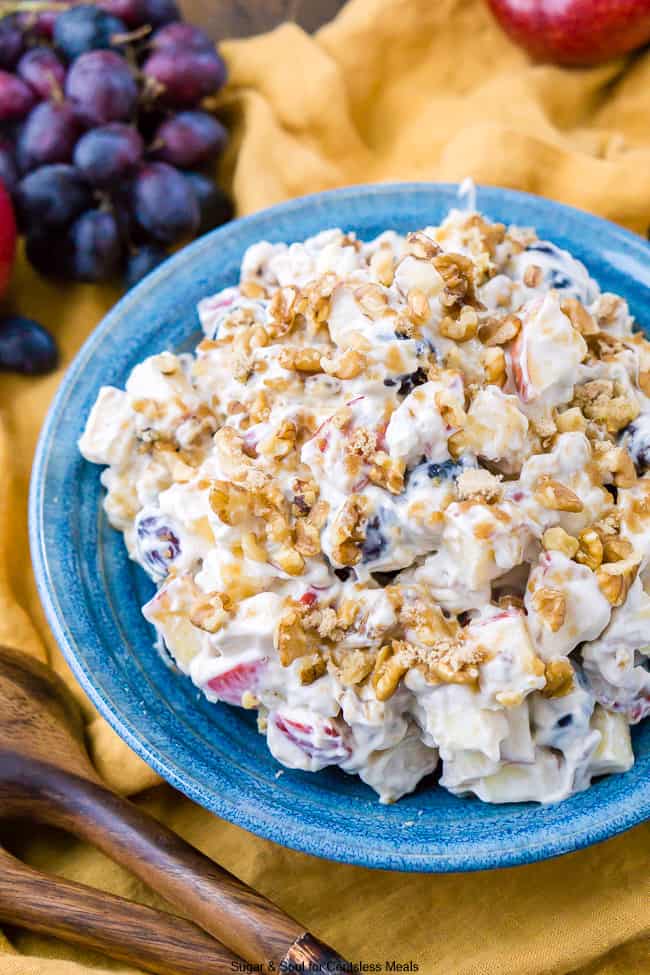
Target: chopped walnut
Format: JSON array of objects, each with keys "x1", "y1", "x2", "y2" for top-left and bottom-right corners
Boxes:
[
  {"x1": 404, "y1": 231, "x2": 441, "y2": 260},
  {"x1": 278, "y1": 346, "x2": 323, "y2": 373},
  {"x1": 189, "y1": 592, "x2": 232, "y2": 634},
  {"x1": 406, "y1": 288, "x2": 430, "y2": 324},
  {"x1": 439, "y1": 305, "x2": 478, "y2": 342},
  {"x1": 523, "y1": 264, "x2": 543, "y2": 288},
  {"x1": 355, "y1": 283, "x2": 389, "y2": 319},
  {"x1": 321, "y1": 348, "x2": 367, "y2": 380},
  {"x1": 542, "y1": 658, "x2": 574, "y2": 698},
  {"x1": 331, "y1": 494, "x2": 368, "y2": 566},
  {"x1": 275, "y1": 605, "x2": 319, "y2": 666},
  {"x1": 575, "y1": 528, "x2": 604, "y2": 571},
  {"x1": 482, "y1": 346, "x2": 507, "y2": 387},
  {"x1": 596, "y1": 557, "x2": 640, "y2": 607},
  {"x1": 534, "y1": 475, "x2": 584, "y2": 513},
  {"x1": 542, "y1": 525, "x2": 579, "y2": 558},
  {"x1": 297, "y1": 654, "x2": 327, "y2": 685},
  {"x1": 573, "y1": 380, "x2": 639, "y2": 435},
  {"x1": 433, "y1": 252, "x2": 478, "y2": 308},
  {"x1": 478, "y1": 314, "x2": 521, "y2": 347},
  {"x1": 555, "y1": 407, "x2": 587, "y2": 434},
  {"x1": 334, "y1": 649, "x2": 375, "y2": 687},
  {"x1": 601, "y1": 536, "x2": 633, "y2": 563},
  {"x1": 561, "y1": 297, "x2": 599, "y2": 336},
  {"x1": 456, "y1": 468, "x2": 502, "y2": 503},
  {"x1": 372, "y1": 643, "x2": 409, "y2": 701},
  {"x1": 369, "y1": 247, "x2": 395, "y2": 287},
  {"x1": 368, "y1": 452, "x2": 405, "y2": 495}
]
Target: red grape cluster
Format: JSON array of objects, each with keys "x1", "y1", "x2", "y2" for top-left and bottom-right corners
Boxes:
[{"x1": 0, "y1": 2, "x2": 233, "y2": 287}]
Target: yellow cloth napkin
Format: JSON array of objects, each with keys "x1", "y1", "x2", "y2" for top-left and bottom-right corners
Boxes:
[{"x1": 1, "y1": 0, "x2": 649, "y2": 971}]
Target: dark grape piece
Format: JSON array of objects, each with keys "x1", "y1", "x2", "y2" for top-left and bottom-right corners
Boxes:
[
  {"x1": 17, "y1": 47, "x2": 66, "y2": 100},
  {"x1": 397, "y1": 367, "x2": 428, "y2": 397},
  {"x1": 143, "y1": 47, "x2": 227, "y2": 106},
  {"x1": 132, "y1": 162, "x2": 199, "y2": 243},
  {"x1": 0, "y1": 71, "x2": 36, "y2": 123},
  {"x1": 142, "y1": 0, "x2": 181, "y2": 27},
  {"x1": 426, "y1": 459, "x2": 464, "y2": 481},
  {"x1": 0, "y1": 16, "x2": 23, "y2": 70},
  {"x1": 372, "y1": 569, "x2": 400, "y2": 587},
  {"x1": 0, "y1": 139, "x2": 18, "y2": 196},
  {"x1": 16, "y1": 164, "x2": 92, "y2": 233},
  {"x1": 17, "y1": 101, "x2": 80, "y2": 172},
  {"x1": 69, "y1": 209, "x2": 123, "y2": 282},
  {"x1": 136, "y1": 512, "x2": 181, "y2": 579},
  {"x1": 361, "y1": 515, "x2": 387, "y2": 563},
  {"x1": 99, "y1": 0, "x2": 148, "y2": 28},
  {"x1": 621, "y1": 417, "x2": 650, "y2": 474},
  {"x1": 0, "y1": 315, "x2": 59, "y2": 375},
  {"x1": 153, "y1": 111, "x2": 227, "y2": 167},
  {"x1": 124, "y1": 243, "x2": 167, "y2": 287},
  {"x1": 65, "y1": 50, "x2": 138, "y2": 125},
  {"x1": 74, "y1": 122, "x2": 143, "y2": 187},
  {"x1": 334, "y1": 567, "x2": 352, "y2": 581},
  {"x1": 150, "y1": 22, "x2": 213, "y2": 52},
  {"x1": 183, "y1": 171, "x2": 233, "y2": 234},
  {"x1": 53, "y1": 5, "x2": 127, "y2": 60}
]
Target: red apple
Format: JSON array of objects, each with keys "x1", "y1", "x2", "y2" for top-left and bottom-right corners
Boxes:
[
  {"x1": 0, "y1": 177, "x2": 16, "y2": 298},
  {"x1": 487, "y1": 0, "x2": 650, "y2": 65}
]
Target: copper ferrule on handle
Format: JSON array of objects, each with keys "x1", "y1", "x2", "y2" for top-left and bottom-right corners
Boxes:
[{"x1": 281, "y1": 932, "x2": 349, "y2": 974}]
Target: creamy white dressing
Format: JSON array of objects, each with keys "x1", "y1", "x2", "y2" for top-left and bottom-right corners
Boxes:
[{"x1": 79, "y1": 205, "x2": 650, "y2": 805}]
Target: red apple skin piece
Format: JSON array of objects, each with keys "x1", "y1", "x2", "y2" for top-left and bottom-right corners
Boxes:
[
  {"x1": 487, "y1": 0, "x2": 650, "y2": 66},
  {"x1": 0, "y1": 177, "x2": 16, "y2": 299},
  {"x1": 206, "y1": 658, "x2": 267, "y2": 706}
]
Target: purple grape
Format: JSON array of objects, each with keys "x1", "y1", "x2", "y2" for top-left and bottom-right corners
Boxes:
[
  {"x1": 16, "y1": 164, "x2": 92, "y2": 232},
  {"x1": 65, "y1": 51, "x2": 137, "y2": 125},
  {"x1": 136, "y1": 511, "x2": 181, "y2": 578},
  {"x1": 153, "y1": 111, "x2": 227, "y2": 167},
  {"x1": 183, "y1": 171, "x2": 233, "y2": 234},
  {"x1": 124, "y1": 243, "x2": 167, "y2": 287},
  {"x1": 143, "y1": 47, "x2": 227, "y2": 106},
  {"x1": 0, "y1": 315, "x2": 59, "y2": 375},
  {"x1": 17, "y1": 9, "x2": 59, "y2": 41},
  {"x1": 99, "y1": 0, "x2": 148, "y2": 28},
  {"x1": 150, "y1": 23, "x2": 213, "y2": 52},
  {"x1": 17, "y1": 101, "x2": 80, "y2": 172},
  {"x1": 69, "y1": 209, "x2": 123, "y2": 281},
  {"x1": 132, "y1": 161, "x2": 199, "y2": 243},
  {"x1": 54, "y1": 5, "x2": 127, "y2": 61},
  {"x1": 0, "y1": 71, "x2": 36, "y2": 122},
  {"x1": 74, "y1": 123, "x2": 143, "y2": 187},
  {"x1": 141, "y1": 0, "x2": 181, "y2": 28},
  {"x1": 17, "y1": 48, "x2": 66, "y2": 100},
  {"x1": 0, "y1": 16, "x2": 23, "y2": 70},
  {"x1": 17, "y1": 0, "x2": 66, "y2": 41},
  {"x1": 0, "y1": 139, "x2": 18, "y2": 196}
]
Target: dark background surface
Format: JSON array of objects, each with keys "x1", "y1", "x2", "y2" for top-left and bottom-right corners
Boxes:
[{"x1": 179, "y1": 0, "x2": 347, "y2": 39}]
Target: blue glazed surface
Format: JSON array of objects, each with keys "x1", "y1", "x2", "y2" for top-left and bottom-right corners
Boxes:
[{"x1": 29, "y1": 183, "x2": 650, "y2": 872}]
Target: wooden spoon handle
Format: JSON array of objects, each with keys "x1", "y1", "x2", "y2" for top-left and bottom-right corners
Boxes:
[
  {"x1": 0, "y1": 845, "x2": 239, "y2": 975},
  {"x1": 0, "y1": 752, "x2": 344, "y2": 971}
]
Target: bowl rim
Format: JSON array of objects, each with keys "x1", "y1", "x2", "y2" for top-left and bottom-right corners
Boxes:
[{"x1": 29, "y1": 181, "x2": 650, "y2": 872}]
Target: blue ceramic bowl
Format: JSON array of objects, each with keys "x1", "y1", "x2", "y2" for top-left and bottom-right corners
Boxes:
[{"x1": 30, "y1": 183, "x2": 650, "y2": 872}]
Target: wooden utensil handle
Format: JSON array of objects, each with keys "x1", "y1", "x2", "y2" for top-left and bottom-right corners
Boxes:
[
  {"x1": 0, "y1": 845, "x2": 239, "y2": 975},
  {"x1": 0, "y1": 751, "x2": 345, "y2": 971}
]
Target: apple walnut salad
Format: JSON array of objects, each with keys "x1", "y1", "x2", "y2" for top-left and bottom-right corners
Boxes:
[{"x1": 79, "y1": 207, "x2": 650, "y2": 804}]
